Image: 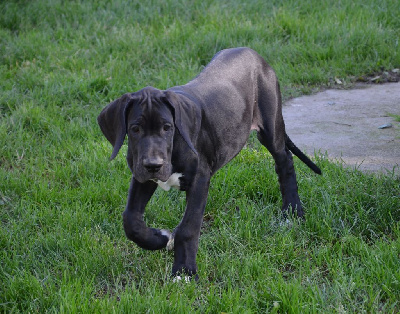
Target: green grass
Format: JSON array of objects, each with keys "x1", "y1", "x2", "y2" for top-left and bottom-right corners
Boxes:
[
  {"x1": 389, "y1": 113, "x2": 400, "y2": 122},
  {"x1": 1, "y1": 0, "x2": 400, "y2": 312}
]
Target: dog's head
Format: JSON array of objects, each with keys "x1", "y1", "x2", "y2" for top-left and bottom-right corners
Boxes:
[{"x1": 98, "y1": 87, "x2": 198, "y2": 183}]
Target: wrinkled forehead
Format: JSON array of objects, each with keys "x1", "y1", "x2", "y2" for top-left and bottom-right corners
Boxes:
[{"x1": 128, "y1": 91, "x2": 174, "y2": 122}]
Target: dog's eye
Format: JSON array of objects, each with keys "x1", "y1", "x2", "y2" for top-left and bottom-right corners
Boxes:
[
  {"x1": 130, "y1": 125, "x2": 140, "y2": 133},
  {"x1": 163, "y1": 124, "x2": 172, "y2": 132}
]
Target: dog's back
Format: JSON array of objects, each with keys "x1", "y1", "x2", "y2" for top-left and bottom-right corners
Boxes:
[{"x1": 169, "y1": 48, "x2": 281, "y2": 172}]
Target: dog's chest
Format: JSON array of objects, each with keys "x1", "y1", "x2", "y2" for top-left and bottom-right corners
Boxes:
[{"x1": 156, "y1": 173, "x2": 183, "y2": 191}]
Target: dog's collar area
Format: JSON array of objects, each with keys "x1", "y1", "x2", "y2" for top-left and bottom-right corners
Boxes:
[{"x1": 152, "y1": 173, "x2": 183, "y2": 191}]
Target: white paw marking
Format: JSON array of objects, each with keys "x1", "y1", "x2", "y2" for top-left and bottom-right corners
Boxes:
[
  {"x1": 160, "y1": 229, "x2": 171, "y2": 238},
  {"x1": 166, "y1": 237, "x2": 174, "y2": 251},
  {"x1": 156, "y1": 173, "x2": 183, "y2": 191},
  {"x1": 279, "y1": 218, "x2": 293, "y2": 227},
  {"x1": 160, "y1": 229, "x2": 174, "y2": 251},
  {"x1": 172, "y1": 276, "x2": 191, "y2": 283}
]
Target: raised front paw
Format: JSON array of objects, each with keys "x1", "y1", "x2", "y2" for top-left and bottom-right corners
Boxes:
[{"x1": 160, "y1": 229, "x2": 174, "y2": 250}]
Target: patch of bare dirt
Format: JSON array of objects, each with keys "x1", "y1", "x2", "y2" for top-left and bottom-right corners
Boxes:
[{"x1": 355, "y1": 68, "x2": 400, "y2": 84}]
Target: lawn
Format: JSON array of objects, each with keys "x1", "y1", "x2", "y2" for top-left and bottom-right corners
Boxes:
[{"x1": 1, "y1": 0, "x2": 399, "y2": 312}]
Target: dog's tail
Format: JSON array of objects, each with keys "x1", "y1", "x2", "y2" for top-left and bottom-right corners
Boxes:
[{"x1": 285, "y1": 134, "x2": 322, "y2": 175}]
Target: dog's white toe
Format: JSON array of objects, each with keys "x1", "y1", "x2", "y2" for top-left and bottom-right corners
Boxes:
[
  {"x1": 172, "y1": 275, "x2": 191, "y2": 283},
  {"x1": 166, "y1": 237, "x2": 174, "y2": 251},
  {"x1": 160, "y1": 229, "x2": 174, "y2": 250}
]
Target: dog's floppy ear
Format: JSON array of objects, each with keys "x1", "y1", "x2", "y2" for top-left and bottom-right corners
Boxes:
[
  {"x1": 97, "y1": 93, "x2": 136, "y2": 160},
  {"x1": 164, "y1": 91, "x2": 200, "y2": 156}
]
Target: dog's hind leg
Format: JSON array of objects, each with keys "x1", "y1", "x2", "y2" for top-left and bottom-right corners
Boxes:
[
  {"x1": 254, "y1": 90, "x2": 302, "y2": 216},
  {"x1": 257, "y1": 128, "x2": 303, "y2": 218},
  {"x1": 254, "y1": 70, "x2": 304, "y2": 217}
]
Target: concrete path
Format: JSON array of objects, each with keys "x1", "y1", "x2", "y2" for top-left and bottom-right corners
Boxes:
[{"x1": 283, "y1": 82, "x2": 400, "y2": 175}]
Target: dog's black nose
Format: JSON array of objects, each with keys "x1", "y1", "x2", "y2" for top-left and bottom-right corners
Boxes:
[{"x1": 143, "y1": 158, "x2": 163, "y2": 173}]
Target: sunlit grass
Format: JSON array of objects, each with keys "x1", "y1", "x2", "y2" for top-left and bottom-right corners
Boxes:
[{"x1": 1, "y1": 0, "x2": 399, "y2": 312}]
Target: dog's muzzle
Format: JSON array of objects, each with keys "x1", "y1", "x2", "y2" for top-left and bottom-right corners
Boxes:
[
  {"x1": 133, "y1": 157, "x2": 172, "y2": 184},
  {"x1": 143, "y1": 157, "x2": 164, "y2": 173}
]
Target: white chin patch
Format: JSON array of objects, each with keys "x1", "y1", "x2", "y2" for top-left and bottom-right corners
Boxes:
[
  {"x1": 156, "y1": 173, "x2": 183, "y2": 191},
  {"x1": 172, "y1": 276, "x2": 191, "y2": 283}
]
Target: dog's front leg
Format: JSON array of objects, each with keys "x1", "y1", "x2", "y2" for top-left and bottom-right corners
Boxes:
[
  {"x1": 172, "y1": 173, "x2": 211, "y2": 280},
  {"x1": 122, "y1": 177, "x2": 172, "y2": 250}
]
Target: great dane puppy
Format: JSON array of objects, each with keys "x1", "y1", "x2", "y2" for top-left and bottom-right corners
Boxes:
[{"x1": 98, "y1": 47, "x2": 321, "y2": 280}]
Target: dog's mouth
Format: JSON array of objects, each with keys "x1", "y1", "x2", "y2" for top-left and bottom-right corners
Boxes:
[
  {"x1": 149, "y1": 172, "x2": 170, "y2": 182},
  {"x1": 134, "y1": 163, "x2": 172, "y2": 184}
]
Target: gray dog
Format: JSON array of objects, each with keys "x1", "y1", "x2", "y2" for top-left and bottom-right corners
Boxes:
[{"x1": 98, "y1": 47, "x2": 321, "y2": 280}]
